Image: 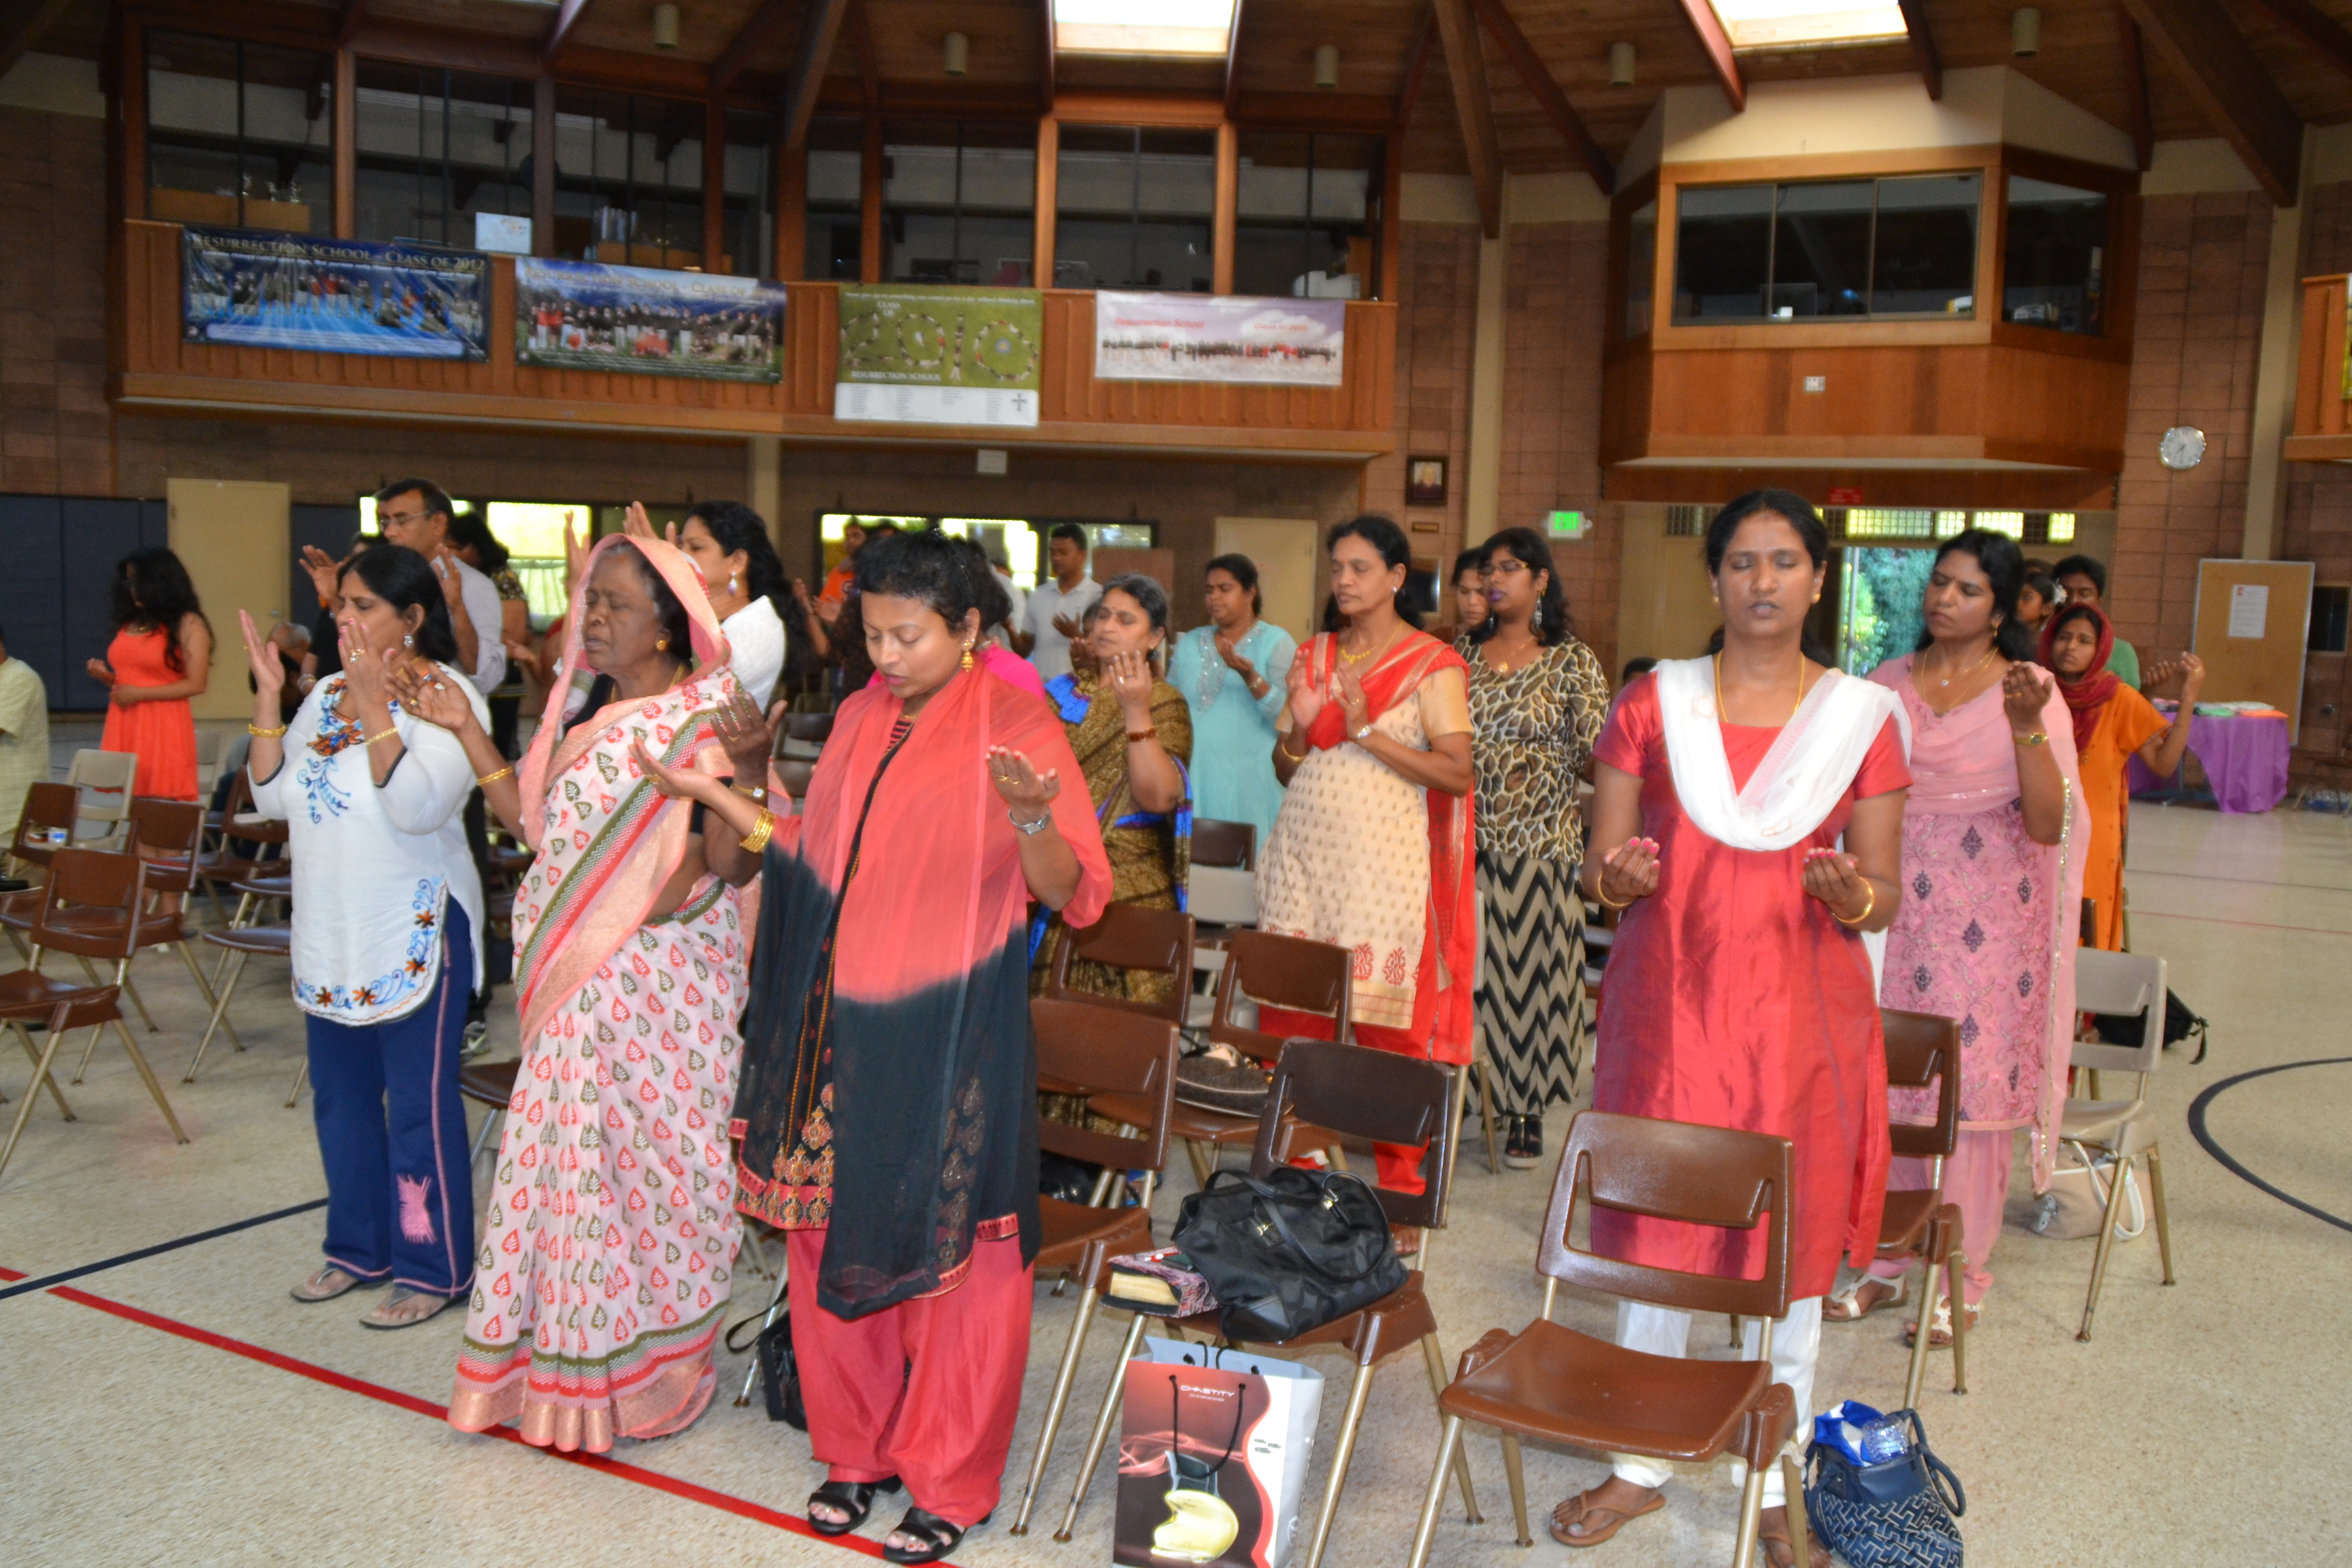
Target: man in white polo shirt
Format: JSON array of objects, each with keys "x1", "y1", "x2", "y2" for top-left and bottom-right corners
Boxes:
[
  {"x1": 1014, "y1": 523, "x2": 1101, "y2": 683},
  {"x1": 373, "y1": 478, "x2": 507, "y2": 697}
]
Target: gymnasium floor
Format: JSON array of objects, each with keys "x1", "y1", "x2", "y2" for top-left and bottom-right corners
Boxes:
[{"x1": 0, "y1": 787, "x2": 2344, "y2": 1567}]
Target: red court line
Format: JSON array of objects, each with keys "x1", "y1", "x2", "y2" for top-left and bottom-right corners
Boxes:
[{"x1": 3, "y1": 1262, "x2": 882, "y2": 1558}]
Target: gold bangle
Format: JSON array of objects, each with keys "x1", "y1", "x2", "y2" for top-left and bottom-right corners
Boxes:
[
  {"x1": 475, "y1": 765, "x2": 515, "y2": 787},
  {"x1": 738, "y1": 808, "x2": 776, "y2": 854},
  {"x1": 1592, "y1": 881, "x2": 1633, "y2": 911},
  {"x1": 2012, "y1": 731, "x2": 2048, "y2": 747},
  {"x1": 1277, "y1": 736, "x2": 1307, "y2": 763},
  {"x1": 363, "y1": 726, "x2": 401, "y2": 748},
  {"x1": 1834, "y1": 881, "x2": 1878, "y2": 927},
  {"x1": 247, "y1": 723, "x2": 289, "y2": 738}
]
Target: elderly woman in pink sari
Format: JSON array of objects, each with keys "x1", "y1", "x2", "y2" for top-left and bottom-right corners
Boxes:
[
  {"x1": 395, "y1": 534, "x2": 760, "y2": 1451},
  {"x1": 1836, "y1": 530, "x2": 2087, "y2": 1348}
]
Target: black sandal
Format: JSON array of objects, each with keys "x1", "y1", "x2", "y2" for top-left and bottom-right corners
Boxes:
[
  {"x1": 807, "y1": 1476, "x2": 901, "y2": 1537},
  {"x1": 881, "y1": 1505, "x2": 988, "y2": 1564}
]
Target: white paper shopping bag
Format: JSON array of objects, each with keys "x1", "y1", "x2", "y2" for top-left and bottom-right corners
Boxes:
[{"x1": 1111, "y1": 1337, "x2": 1326, "y2": 1568}]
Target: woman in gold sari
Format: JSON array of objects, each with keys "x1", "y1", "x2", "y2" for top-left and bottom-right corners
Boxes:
[{"x1": 1032, "y1": 574, "x2": 1192, "y2": 1005}]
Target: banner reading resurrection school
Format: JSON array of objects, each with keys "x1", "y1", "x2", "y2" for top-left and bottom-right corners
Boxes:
[
  {"x1": 180, "y1": 226, "x2": 489, "y2": 359},
  {"x1": 1093, "y1": 291, "x2": 1345, "y2": 387},
  {"x1": 834, "y1": 284, "x2": 1043, "y2": 426},
  {"x1": 516, "y1": 257, "x2": 785, "y2": 382}
]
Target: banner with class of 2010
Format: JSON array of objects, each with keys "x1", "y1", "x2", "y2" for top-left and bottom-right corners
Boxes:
[
  {"x1": 180, "y1": 226, "x2": 489, "y2": 359},
  {"x1": 834, "y1": 284, "x2": 1043, "y2": 427},
  {"x1": 517, "y1": 257, "x2": 785, "y2": 382}
]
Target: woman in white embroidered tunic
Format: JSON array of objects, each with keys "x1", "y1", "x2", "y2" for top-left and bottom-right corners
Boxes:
[{"x1": 242, "y1": 544, "x2": 489, "y2": 1330}]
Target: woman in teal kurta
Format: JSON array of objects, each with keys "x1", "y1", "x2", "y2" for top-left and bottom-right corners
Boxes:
[{"x1": 1168, "y1": 554, "x2": 1296, "y2": 845}]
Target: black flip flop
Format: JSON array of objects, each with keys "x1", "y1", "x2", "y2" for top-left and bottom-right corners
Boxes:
[
  {"x1": 882, "y1": 1506, "x2": 990, "y2": 1565},
  {"x1": 808, "y1": 1476, "x2": 902, "y2": 1538}
]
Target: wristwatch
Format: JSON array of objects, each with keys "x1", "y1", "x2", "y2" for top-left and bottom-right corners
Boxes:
[
  {"x1": 732, "y1": 781, "x2": 769, "y2": 803},
  {"x1": 1011, "y1": 810, "x2": 1054, "y2": 836},
  {"x1": 1352, "y1": 722, "x2": 1374, "y2": 742}
]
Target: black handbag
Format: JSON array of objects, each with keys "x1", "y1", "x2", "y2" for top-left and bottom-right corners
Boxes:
[
  {"x1": 723, "y1": 1307, "x2": 806, "y2": 1429},
  {"x1": 1802, "y1": 1407, "x2": 1965, "y2": 1568},
  {"x1": 2094, "y1": 988, "x2": 2208, "y2": 1064},
  {"x1": 1168, "y1": 1166, "x2": 1407, "y2": 1341}
]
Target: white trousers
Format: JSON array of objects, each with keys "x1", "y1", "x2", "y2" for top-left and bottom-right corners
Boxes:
[{"x1": 1609, "y1": 1296, "x2": 1823, "y2": 1507}]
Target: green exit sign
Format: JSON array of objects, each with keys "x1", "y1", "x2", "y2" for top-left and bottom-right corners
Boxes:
[{"x1": 1545, "y1": 510, "x2": 1588, "y2": 539}]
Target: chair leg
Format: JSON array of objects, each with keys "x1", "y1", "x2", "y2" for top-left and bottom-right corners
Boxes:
[
  {"x1": 1904, "y1": 1254, "x2": 1942, "y2": 1411},
  {"x1": 0, "y1": 1024, "x2": 74, "y2": 1182},
  {"x1": 1085, "y1": 1165, "x2": 1120, "y2": 1208},
  {"x1": 738, "y1": 1221, "x2": 771, "y2": 1281},
  {"x1": 2076, "y1": 1145, "x2": 2132, "y2": 1342},
  {"x1": 1184, "y1": 1138, "x2": 1214, "y2": 1189},
  {"x1": 1500, "y1": 1433, "x2": 1533, "y2": 1548},
  {"x1": 120, "y1": 972, "x2": 159, "y2": 1034},
  {"x1": 1417, "y1": 1333, "x2": 1481, "y2": 1523},
  {"x1": 10, "y1": 1020, "x2": 76, "y2": 1122},
  {"x1": 1012, "y1": 1285, "x2": 1102, "y2": 1535},
  {"x1": 1729, "y1": 1313, "x2": 1742, "y2": 1348},
  {"x1": 1299, "y1": 1357, "x2": 1381, "y2": 1568},
  {"x1": 1403, "y1": 1415, "x2": 1466, "y2": 1568},
  {"x1": 1946, "y1": 1247, "x2": 1970, "y2": 1396},
  {"x1": 2146, "y1": 1144, "x2": 2176, "y2": 1286},
  {"x1": 72, "y1": 1009, "x2": 107, "y2": 1084},
  {"x1": 171, "y1": 941, "x2": 242, "y2": 1054},
  {"x1": 733, "y1": 1262, "x2": 793, "y2": 1409},
  {"x1": 285, "y1": 1058, "x2": 310, "y2": 1108},
  {"x1": 1054, "y1": 1309, "x2": 1148, "y2": 1541},
  {"x1": 468, "y1": 1103, "x2": 504, "y2": 1164},
  {"x1": 1471, "y1": 1056, "x2": 1501, "y2": 1176},
  {"x1": 182, "y1": 949, "x2": 249, "y2": 1082},
  {"x1": 111, "y1": 1017, "x2": 189, "y2": 1144},
  {"x1": 1731, "y1": 1454, "x2": 1770, "y2": 1568},
  {"x1": 1779, "y1": 1456, "x2": 1812, "y2": 1568}
]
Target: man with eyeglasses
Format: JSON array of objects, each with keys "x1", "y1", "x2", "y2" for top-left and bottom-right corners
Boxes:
[{"x1": 372, "y1": 478, "x2": 506, "y2": 698}]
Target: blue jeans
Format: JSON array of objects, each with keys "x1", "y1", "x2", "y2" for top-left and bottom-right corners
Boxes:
[{"x1": 305, "y1": 900, "x2": 474, "y2": 1297}]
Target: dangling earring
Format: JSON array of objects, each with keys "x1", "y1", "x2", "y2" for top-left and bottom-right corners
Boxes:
[
  {"x1": 1529, "y1": 600, "x2": 1542, "y2": 634},
  {"x1": 960, "y1": 640, "x2": 976, "y2": 671},
  {"x1": 402, "y1": 633, "x2": 413, "y2": 649},
  {"x1": 728, "y1": 571, "x2": 739, "y2": 595},
  {"x1": 656, "y1": 636, "x2": 668, "y2": 650}
]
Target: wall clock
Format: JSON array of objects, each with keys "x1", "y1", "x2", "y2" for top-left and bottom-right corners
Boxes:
[{"x1": 2159, "y1": 425, "x2": 2207, "y2": 471}]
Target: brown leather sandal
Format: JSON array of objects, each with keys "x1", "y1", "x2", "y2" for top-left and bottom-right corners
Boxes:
[
  {"x1": 1759, "y1": 1506, "x2": 1826, "y2": 1568},
  {"x1": 1548, "y1": 1488, "x2": 1664, "y2": 1548}
]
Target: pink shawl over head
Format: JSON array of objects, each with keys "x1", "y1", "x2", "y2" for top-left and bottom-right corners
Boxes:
[
  {"x1": 512, "y1": 534, "x2": 745, "y2": 1047},
  {"x1": 1869, "y1": 654, "x2": 2089, "y2": 1189}
]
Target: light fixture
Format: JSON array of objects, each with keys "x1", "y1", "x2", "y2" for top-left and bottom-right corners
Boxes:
[
  {"x1": 1313, "y1": 44, "x2": 1339, "y2": 89},
  {"x1": 944, "y1": 31, "x2": 969, "y2": 76},
  {"x1": 651, "y1": 3, "x2": 679, "y2": 49},
  {"x1": 1608, "y1": 40, "x2": 1635, "y2": 87},
  {"x1": 2011, "y1": 6, "x2": 2040, "y2": 56}
]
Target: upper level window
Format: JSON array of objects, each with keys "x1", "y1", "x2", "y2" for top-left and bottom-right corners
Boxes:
[
  {"x1": 148, "y1": 30, "x2": 332, "y2": 235},
  {"x1": 1054, "y1": 0, "x2": 1237, "y2": 58},
  {"x1": 2004, "y1": 176, "x2": 2108, "y2": 336},
  {"x1": 1671, "y1": 174, "x2": 1978, "y2": 323},
  {"x1": 553, "y1": 89, "x2": 704, "y2": 268},
  {"x1": 805, "y1": 116, "x2": 862, "y2": 280},
  {"x1": 883, "y1": 120, "x2": 1037, "y2": 285},
  {"x1": 1621, "y1": 198, "x2": 1657, "y2": 338},
  {"x1": 352, "y1": 63, "x2": 531, "y2": 248},
  {"x1": 1708, "y1": 0, "x2": 1907, "y2": 50},
  {"x1": 1233, "y1": 131, "x2": 1380, "y2": 299},
  {"x1": 720, "y1": 110, "x2": 777, "y2": 278},
  {"x1": 1056, "y1": 125, "x2": 1215, "y2": 292}
]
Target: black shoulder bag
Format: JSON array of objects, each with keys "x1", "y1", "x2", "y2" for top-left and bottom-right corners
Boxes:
[{"x1": 1169, "y1": 1166, "x2": 1407, "y2": 1341}]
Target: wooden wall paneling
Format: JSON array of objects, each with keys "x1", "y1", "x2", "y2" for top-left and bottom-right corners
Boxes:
[
  {"x1": 1034, "y1": 116, "x2": 1058, "y2": 290},
  {"x1": 2288, "y1": 275, "x2": 2351, "y2": 451},
  {"x1": 122, "y1": 14, "x2": 146, "y2": 222},
  {"x1": 860, "y1": 114, "x2": 883, "y2": 283},
  {"x1": 532, "y1": 74, "x2": 557, "y2": 256},
  {"x1": 333, "y1": 48, "x2": 356, "y2": 237},
  {"x1": 776, "y1": 135, "x2": 806, "y2": 280},
  {"x1": 1213, "y1": 121, "x2": 1237, "y2": 294},
  {"x1": 1047, "y1": 92, "x2": 1228, "y2": 128},
  {"x1": 704, "y1": 99, "x2": 727, "y2": 270},
  {"x1": 2118, "y1": 0, "x2": 2302, "y2": 204},
  {"x1": 1379, "y1": 135, "x2": 1401, "y2": 301}
]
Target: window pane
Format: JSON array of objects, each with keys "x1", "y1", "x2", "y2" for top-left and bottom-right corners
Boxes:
[
  {"x1": 553, "y1": 89, "x2": 705, "y2": 267},
  {"x1": 1672, "y1": 182, "x2": 1771, "y2": 322},
  {"x1": 1055, "y1": 125, "x2": 1214, "y2": 292},
  {"x1": 1622, "y1": 199, "x2": 1656, "y2": 338},
  {"x1": 148, "y1": 31, "x2": 331, "y2": 235},
  {"x1": 352, "y1": 63, "x2": 532, "y2": 247},
  {"x1": 805, "y1": 116, "x2": 863, "y2": 280},
  {"x1": 722, "y1": 109, "x2": 775, "y2": 277},
  {"x1": 883, "y1": 120, "x2": 1035, "y2": 285},
  {"x1": 1872, "y1": 174, "x2": 1977, "y2": 315},
  {"x1": 2004, "y1": 176, "x2": 2108, "y2": 335},
  {"x1": 1232, "y1": 131, "x2": 1377, "y2": 299},
  {"x1": 1769, "y1": 180, "x2": 1872, "y2": 318}
]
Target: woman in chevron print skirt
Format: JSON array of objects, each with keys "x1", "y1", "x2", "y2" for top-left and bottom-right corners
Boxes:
[{"x1": 1459, "y1": 527, "x2": 1610, "y2": 1168}]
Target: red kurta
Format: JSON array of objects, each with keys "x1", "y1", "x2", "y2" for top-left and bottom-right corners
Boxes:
[{"x1": 1589, "y1": 676, "x2": 1909, "y2": 1298}]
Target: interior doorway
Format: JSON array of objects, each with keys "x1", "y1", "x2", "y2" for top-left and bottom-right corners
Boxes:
[{"x1": 1213, "y1": 517, "x2": 1320, "y2": 643}]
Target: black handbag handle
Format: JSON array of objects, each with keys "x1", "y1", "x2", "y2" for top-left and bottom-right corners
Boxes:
[
  {"x1": 1214, "y1": 1169, "x2": 1394, "y2": 1287},
  {"x1": 1895, "y1": 1409, "x2": 1967, "y2": 1518}
]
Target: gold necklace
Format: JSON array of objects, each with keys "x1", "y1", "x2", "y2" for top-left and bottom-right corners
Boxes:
[
  {"x1": 1714, "y1": 650, "x2": 1809, "y2": 723},
  {"x1": 1925, "y1": 641, "x2": 1998, "y2": 689},
  {"x1": 1338, "y1": 623, "x2": 1403, "y2": 668}
]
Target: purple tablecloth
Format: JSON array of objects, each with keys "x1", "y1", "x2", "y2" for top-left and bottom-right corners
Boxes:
[{"x1": 2127, "y1": 709, "x2": 2291, "y2": 814}]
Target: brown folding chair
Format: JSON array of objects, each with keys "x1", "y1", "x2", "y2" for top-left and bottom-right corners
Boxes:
[
  {"x1": 1043, "y1": 901, "x2": 1195, "y2": 1028},
  {"x1": 1405, "y1": 1110, "x2": 1806, "y2": 1568},
  {"x1": 460, "y1": 1055, "x2": 527, "y2": 1165},
  {"x1": 183, "y1": 872, "x2": 297, "y2": 1091},
  {"x1": 1091, "y1": 928, "x2": 1350, "y2": 1186},
  {"x1": 1007, "y1": 997, "x2": 1181, "y2": 1536},
  {"x1": 781, "y1": 710, "x2": 834, "y2": 760},
  {"x1": 1055, "y1": 1038, "x2": 1477, "y2": 1568},
  {"x1": 195, "y1": 770, "x2": 290, "y2": 929},
  {"x1": 1189, "y1": 817, "x2": 1255, "y2": 870},
  {"x1": 1870, "y1": 1009, "x2": 1970, "y2": 1405},
  {"x1": 47, "y1": 798, "x2": 240, "y2": 1056},
  {"x1": 777, "y1": 757, "x2": 817, "y2": 810},
  {"x1": 0, "y1": 849, "x2": 189, "y2": 1182},
  {"x1": 1, "y1": 782, "x2": 79, "y2": 957}
]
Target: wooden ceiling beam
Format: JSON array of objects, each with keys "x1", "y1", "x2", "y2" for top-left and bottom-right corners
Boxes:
[
  {"x1": 2, "y1": 0, "x2": 78, "y2": 80},
  {"x1": 1224, "y1": 0, "x2": 1246, "y2": 117},
  {"x1": 1039, "y1": 0, "x2": 1056, "y2": 110},
  {"x1": 542, "y1": 0, "x2": 594, "y2": 65},
  {"x1": 1395, "y1": 7, "x2": 1436, "y2": 133},
  {"x1": 851, "y1": 0, "x2": 881, "y2": 111},
  {"x1": 710, "y1": 0, "x2": 797, "y2": 98},
  {"x1": 1469, "y1": 0, "x2": 1612, "y2": 191},
  {"x1": 2238, "y1": 0, "x2": 2352, "y2": 86},
  {"x1": 2117, "y1": 5, "x2": 2153, "y2": 172},
  {"x1": 1431, "y1": 0, "x2": 1503, "y2": 236},
  {"x1": 2119, "y1": 0, "x2": 2302, "y2": 203},
  {"x1": 1674, "y1": 0, "x2": 1745, "y2": 112},
  {"x1": 1896, "y1": 0, "x2": 1942, "y2": 101},
  {"x1": 335, "y1": 0, "x2": 370, "y2": 51},
  {"x1": 783, "y1": 0, "x2": 852, "y2": 148}
]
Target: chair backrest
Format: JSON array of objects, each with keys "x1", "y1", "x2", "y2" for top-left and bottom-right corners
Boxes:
[
  {"x1": 2070, "y1": 947, "x2": 2167, "y2": 1079},
  {"x1": 1536, "y1": 1109, "x2": 1793, "y2": 1323},
  {"x1": 13, "y1": 781, "x2": 78, "y2": 858},
  {"x1": 31, "y1": 847, "x2": 147, "y2": 961},
  {"x1": 67, "y1": 749, "x2": 138, "y2": 838},
  {"x1": 1046, "y1": 902, "x2": 1196, "y2": 1026},
  {"x1": 777, "y1": 757, "x2": 817, "y2": 800},
  {"x1": 1248, "y1": 1038, "x2": 1456, "y2": 1228},
  {"x1": 1030, "y1": 997, "x2": 1181, "y2": 1176},
  {"x1": 1186, "y1": 864, "x2": 1258, "y2": 927},
  {"x1": 1209, "y1": 928, "x2": 1352, "y2": 1062},
  {"x1": 193, "y1": 726, "x2": 227, "y2": 790},
  {"x1": 785, "y1": 711, "x2": 835, "y2": 744},
  {"x1": 212, "y1": 766, "x2": 291, "y2": 849},
  {"x1": 1190, "y1": 817, "x2": 1255, "y2": 870},
  {"x1": 1880, "y1": 1008, "x2": 1961, "y2": 1162}
]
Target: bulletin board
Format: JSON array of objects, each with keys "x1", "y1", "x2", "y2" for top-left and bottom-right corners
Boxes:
[{"x1": 2190, "y1": 558, "x2": 2314, "y2": 742}]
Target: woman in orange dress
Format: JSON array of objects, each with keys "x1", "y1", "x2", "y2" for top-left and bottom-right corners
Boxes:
[
  {"x1": 2040, "y1": 603, "x2": 2201, "y2": 950},
  {"x1": 89, "y1": 546, "x2": 212, "y2": 801}
]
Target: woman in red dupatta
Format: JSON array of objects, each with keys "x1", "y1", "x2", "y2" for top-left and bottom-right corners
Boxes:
[
  {"x1": 400, "y1": 536, "x2": 755, "y2": 1453},
  {"x1": 644, "y1": 531, "x2": 1111, "y2": 1564},
  {"x1": 1255, "y1": 517, "x2": 1475, "y2": 1220}
]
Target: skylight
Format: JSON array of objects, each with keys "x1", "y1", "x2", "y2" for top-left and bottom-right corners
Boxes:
[
  {"x1": 1053, "y1": 0, "x2": 1239, "y2": 59},
  {"x1": 1710, "y1": 0, "x2": 1908, "y2": 50}
]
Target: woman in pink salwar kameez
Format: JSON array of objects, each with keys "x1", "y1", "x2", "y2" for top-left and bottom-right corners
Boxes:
[{"x1": 1840, "y1": 529, "x2": 2087, "y2": 1348}]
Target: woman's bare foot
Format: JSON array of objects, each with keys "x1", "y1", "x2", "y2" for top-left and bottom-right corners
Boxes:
[
  {"x1": 1823, "y1": 1273, "x2": 1906, "y2": 1321},
  {"x1": 290, "y1": 1264, "x2": 378, "y2": 1302},
  {"x1": 1549, "y1": 1477, "x2": 1664, "y2": 1547}
]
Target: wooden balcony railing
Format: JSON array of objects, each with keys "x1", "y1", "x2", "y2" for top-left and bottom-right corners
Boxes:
[
  {"x1": 2289, "y1": 274, "x2": 2352, "y2": 461},
  {"x1": 114, "y1": 220, "x2": 1396, "y2": 457}
]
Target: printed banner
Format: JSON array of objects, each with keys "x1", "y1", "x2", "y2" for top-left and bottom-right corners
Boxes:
[
  {"x1": 180, "y1": 226, "x2": 489, "y2": 359},
  {"x1": 1093, "y1": 292, "x2": 1345, "y2": 387},
  {"x1": 516, "y1": 257, "x2": 785, "y2": 382},
  {"x1": 834, "y1": 284, "x2": 1043, "y2": 426}
]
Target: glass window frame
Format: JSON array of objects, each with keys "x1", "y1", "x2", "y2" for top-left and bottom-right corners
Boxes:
[
  {"x1": 1051, "y1": 122, "x2": 1218, "y2": 294},
  {"x1": 1668, "y1": 170, "x2": 1984, "y2": 326},
  {"x1": 144, "y1": 28, "x2": 336, "y2": 236},
  {"x1": 880, "y1": 117, "x2": 1040, "y2": 287},
  {"x1": 349, "y1": 59, "x2": 534, "y2": 249}
]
